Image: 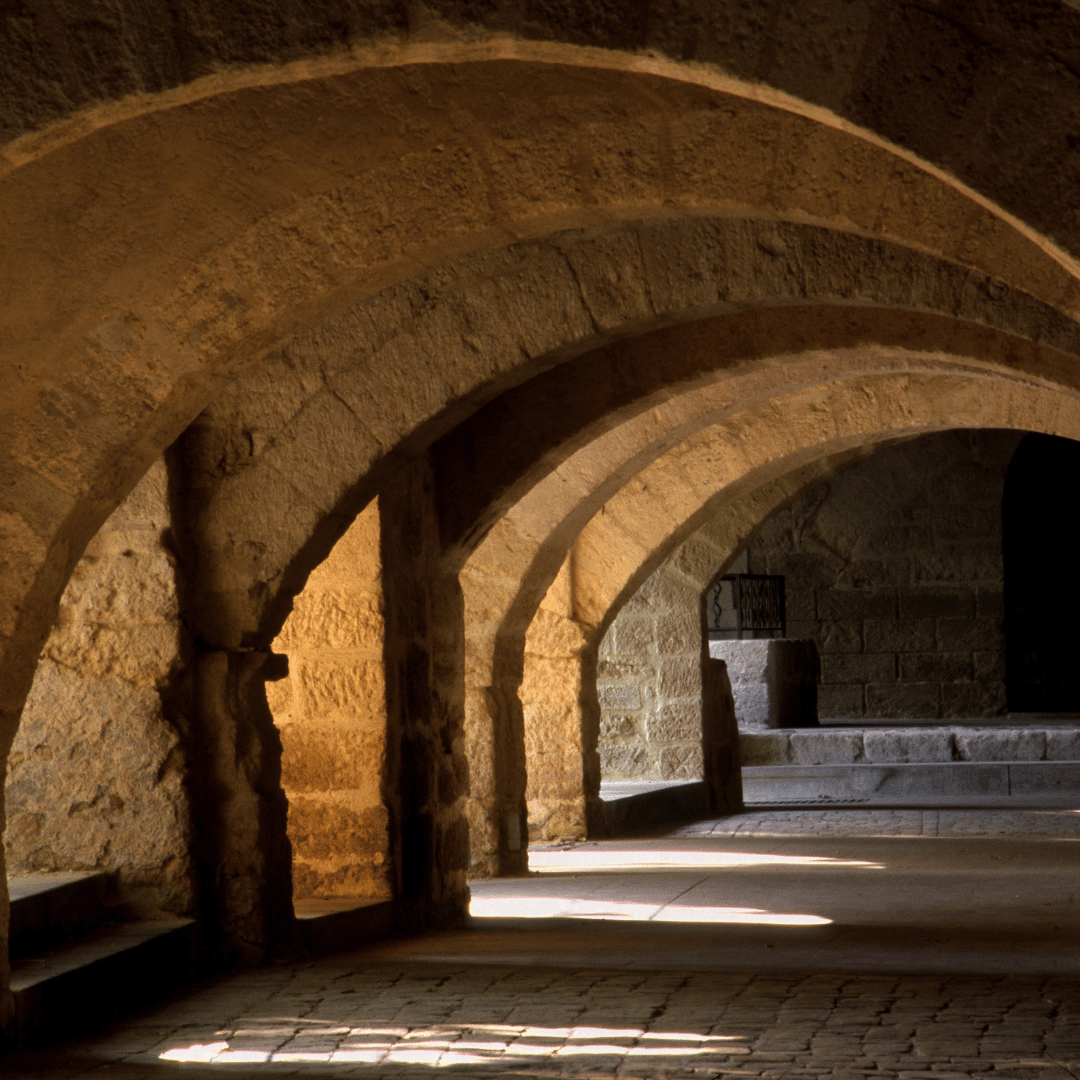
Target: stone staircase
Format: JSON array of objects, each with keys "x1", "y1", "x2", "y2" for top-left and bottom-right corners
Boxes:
[
  {"x1": 740, "y1": 725, "x2": 1080, "y2": 805},
  {"x1": 8, "y1": 872, "x2": 197, "y2": 1047}
]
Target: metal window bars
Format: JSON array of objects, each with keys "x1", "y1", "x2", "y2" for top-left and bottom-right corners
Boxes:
[{"x1": 708, "y1": 573, "x2": 786, "y2": 639}]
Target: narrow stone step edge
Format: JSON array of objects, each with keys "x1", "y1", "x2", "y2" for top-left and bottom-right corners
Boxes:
[
  {"x1": 293, "y1": 898, "x2": 395, "y2": 957},
  {"x1": 10, "y1": 918, "x2": 195, "y2": 993}
]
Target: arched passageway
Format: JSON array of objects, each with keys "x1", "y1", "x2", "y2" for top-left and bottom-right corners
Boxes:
[{"x1": 7, "y1": 5, "x2": 1080, "y2": 1047}]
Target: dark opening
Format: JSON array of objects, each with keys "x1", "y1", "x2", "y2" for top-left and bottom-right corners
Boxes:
[{"x1": 1003, "y1": 433, "x2": 1080, "y2": 712}]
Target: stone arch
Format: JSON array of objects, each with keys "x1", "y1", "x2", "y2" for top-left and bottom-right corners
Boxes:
[
  {"x1": 3, "y1": 41, "x2": 1080, "y2": 749},
  {"x1": 7, "y1": 15, "x2": 1080, "y2": 1005},
  {"x1": 507, "y1": 373, "x2": 1080, "y2": 843}
]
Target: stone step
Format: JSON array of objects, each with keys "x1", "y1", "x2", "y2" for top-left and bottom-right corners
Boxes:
[
  {"x1": 9, "y1": 872, "x2": 110, "y2": 961},
  {"x1": 742, "y1": 761, "x2": 1080, "y2": 805},
  {"x1": 293, "y1": 897, "x2": 395, "y2": 957},
  {"x1": 741, "y1": 726, "x2": 1080, "y2": 766},
  {"x1": 10, "y1": 917, "x2": 197, "y2": 1047}
]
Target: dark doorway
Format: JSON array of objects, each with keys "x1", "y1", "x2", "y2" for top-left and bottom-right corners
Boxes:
[{"x1": 1003, "y1": 433, "x2": 1080, "y2": 712}]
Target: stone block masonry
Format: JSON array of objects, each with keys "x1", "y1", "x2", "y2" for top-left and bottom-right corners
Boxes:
[
  {"x1": 740, "y1": 726, "x2": 1080, "y2": 766},
  {"x1": 599, "y1": 432, "x2": 1023, "y2": 785},
  {"x1": 3, "y1": 463, "x2": 194, "y2": 919},
  {"x1": 749, "y1": 430, "x2": 1019, "y2": 721},
  {"x1": 267, "y1": 501, "x2": 391, "y2": 901}
]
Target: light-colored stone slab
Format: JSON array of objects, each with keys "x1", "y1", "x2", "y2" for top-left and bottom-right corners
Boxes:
[
  {"x1": 790, "y1": 731, "x2": 863, "y2": 765},
  {"x1": 864, "y1": 730, "x2": 954, "y2": 764}
]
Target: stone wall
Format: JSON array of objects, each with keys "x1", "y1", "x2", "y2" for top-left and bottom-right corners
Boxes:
[
  {"x1": 267, "y1": 501, "x2": 390, "y2": 901},
  {"x1": 598, "y1": 431, "x2": 1022, "y2": 781},
  {"x1": 595, "y1": 536, "x2": 740, "y2": 783},
  {"x1": 748, "y1": 430, "x2": 1020, "y2": 721},
  {"x1": 523, "y1": 562, "x2": 591, "y2": 842},
  {"x1": 3, "y1": 463, "x2": 193, "y2": 917}
]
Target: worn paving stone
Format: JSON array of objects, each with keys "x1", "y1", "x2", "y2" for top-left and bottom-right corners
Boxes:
[{"x1": 9, "y1": 962, "x2": 1080, "y2": 1079}]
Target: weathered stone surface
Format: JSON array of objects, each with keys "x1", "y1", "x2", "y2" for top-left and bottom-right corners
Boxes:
[
  {"x1": 4, "y1": 462, "x2": 193, "y2": 917},
  {"x1": 898, "y1": 652, "x2": 972, "y2": 682},
  {"x1": 276, "y1": 592, "x2": 383, "y2": 653},
  {"x1": 658, "y1": 657, "x2": 700, "y2": 700},
  {"x1": 270, "y1": 500, "x2": 392, "y2": 901},
  {"x1": 1046, "y1": 730, "x2": 1080, "y2": 761},
  {"x1": 6, "y1": 15, "x2": 1080, "y2": 1015},
  {"x1": 822, "y1": 653, "x2": 895, "y2": 684},
  {"x1": 660, "y1": 745, "x2": 703, "y2": 780},
  {"x1": 817, "y1": 684, "x2": 864, "y2": 718},
  {"x1": 295, "y1": 659, "x2": 386, "y2": 723},
  {"x1": 711, "y1": 640, "x2": 770, "y2": 685},
  {"x1": 817, "y1": 588, "x2": 897, "y2": 621},
  {"x1": 287, "y1": 798, "x2": 389, "y2": 861},
  {"x1": 646, "y1": 702, "x2": 701, "y2": 744},
  {"x1": 790, "y1": 731, "x2": 862, "y2": 766},
  {"x1": 898, "y1": 587, "x2": 977, "y2": 620},
  {"x1": 598, "y1": 684, "x2": 643, "y2": 711},
  {"x1": 740, "y1": 732, "x2": 793, "y2": 766},
  {"x1": 955, "y1": 730, "x2": 1046, "y2": 762},
  {"x1": 600, "y1": 715, "x2": 637, "y2": 737},
  {"x1": 942, "y1": 681, "x2": 1007, "y2": 718},
  {"x1": 279, "y1": 724, "x2": 384, "y2": 794},
  {"x1": 599, "y1": 746, "x2": 648, "y2": 779},
  {"x1": 5, "y1": 663, "x2": 192, "y2": 912},
  {"x1": 866, "y1": 682, "x2": 941, "y2": 719},
  {"x1": 863, "y1": 619, "x2": 936, "y2": 653},
  {"x1": 864, "y1": 730, "x2": 953, "y2": 764}
]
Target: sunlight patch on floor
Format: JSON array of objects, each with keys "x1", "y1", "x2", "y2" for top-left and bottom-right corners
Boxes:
[
  {"x1": 528, "y1": 847, "x2": 884, "y2": 872},
  {"x1": 159, "y1": 1022, "x2": 752, "y2": 1066}
]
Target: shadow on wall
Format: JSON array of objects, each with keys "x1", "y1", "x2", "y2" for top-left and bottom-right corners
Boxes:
[
  {"x1": 267, "y1": 500, "x2": 391, "y2": 902},
  {"x1": 596, "y1": 430, "x2": 1025, "y2": 787},
  {"x1": 3, "y1": 462, "x2": 193, "y2": 920}
]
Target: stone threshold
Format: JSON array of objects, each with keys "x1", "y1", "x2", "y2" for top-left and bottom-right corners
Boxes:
[
  {"x1": 741, "y1": 725, "x2": 1080, "y2": 766},
  {"x1": 743, "y1": 761, "x2": 1080, "y2": 805}
]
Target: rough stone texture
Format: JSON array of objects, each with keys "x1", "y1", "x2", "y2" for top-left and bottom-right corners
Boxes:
[
  {"x1": 598, "y1": 568, "x2": 697, "y2": 782},
  {"x1": 790, "y1": 731, "x2": 863, "y2": 767},
  {"x1": 864, "y1": 730, "x2": 954, "y2": 764},
  {"x1": 6, "y1": 4, "x2": 1080, "y2": 1046},
  {"x1": 709, "y1": 639, "x2": 818, "y2": 729},
  {"x1": 377, "y1": 458, "x2": 470, "y2": 928},
  {"x1": 523, "y1": 566, "x2": 592, "y2": 843},
  {"x1": 598, "y1": 432, "x2": 1020, "y2": 784},
  {"x1": 709, "y1": 640, "x2": 771, "y2": 728},
  {"x1": 3, "y1": 463, "x2": 193, "y2": 917},
  {"x1": 955, "y1": 730, "x2": 1047, "y2": 763},
  {"x1": 740, "y1": 727, "x2": 1080, "y2": 767},
  {"x1": 748, "y1": 431, "x2": 1020, "y2": 720}
]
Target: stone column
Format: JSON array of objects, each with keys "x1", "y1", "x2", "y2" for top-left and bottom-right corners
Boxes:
[
  {"x1": 166, "y1": 422, "x2": 294, "y2": 962},
  {"x1": 379, "y1": 457, "x2": 470, "y2": 927},
  {"x1": 182, "y1": 649, "x2": 293, "y2": 963},
  {"x1": 702, "y1": 657, "x2": 743, "y2": 814}
]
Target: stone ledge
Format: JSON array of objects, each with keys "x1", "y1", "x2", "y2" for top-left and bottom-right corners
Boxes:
[
  {"x1": 741, "y1": 726, "x2": 1080, "y2": 765},
  {"x1": 742, "y1": 761, "x2": 1080, "y2": 804}
]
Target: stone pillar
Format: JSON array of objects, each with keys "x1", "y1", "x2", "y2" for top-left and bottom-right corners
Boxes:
[
  {"x1": 183, "y1": 649, "x2": 293, "y2": 963},
  {"x1": 701, "y1": 657, "x2": 743, "y2": 813},
  {"x1": 523, "y1": 606, "x2": 592, "y2": 843},
  {"x1": 379, "y1": 457, "x2": 470, "y2": 927},
  {"x1": 166, "y1": 423, "x2": 294, "y2": 962}
]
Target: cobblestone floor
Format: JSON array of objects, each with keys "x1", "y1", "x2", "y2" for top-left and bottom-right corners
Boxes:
[
  {"x1": 11, "y1": 963, "x2": 1080, "y2": 1079},
  {"x1": 8, "y1": 807, "x2": 1080, "y2": 1078}
]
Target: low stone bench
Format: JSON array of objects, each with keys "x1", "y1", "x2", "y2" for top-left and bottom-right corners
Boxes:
[
  {"x1": 709, "y1": 639, "x2": 819, "y2": 728},
  {"x1": 741, "y1": 726, "x2": 1080, "y2": 766}
]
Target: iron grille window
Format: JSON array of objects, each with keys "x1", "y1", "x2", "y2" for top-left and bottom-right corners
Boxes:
[{"x1": 707, "y1": 574, "x2": 786, "y2": 639}]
